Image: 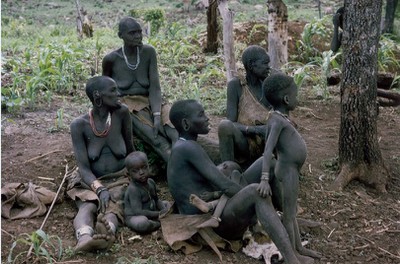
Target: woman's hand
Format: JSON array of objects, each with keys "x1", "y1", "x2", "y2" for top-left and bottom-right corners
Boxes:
[{"x1": 97, "y1": 188, "x2": 110, "y2": 213}]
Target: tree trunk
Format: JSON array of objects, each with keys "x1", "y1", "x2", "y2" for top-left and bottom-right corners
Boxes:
[
  {"x1": 205, "y1": 0, "x2": 219, "y2": 53},
  {"x1": 267, "y1": 0, "x2": 288, "y2": 70},
  {"x1": 218, "y1": 0, "x2": 237, "y2": 82},
  {"x1": 382, "y1": 0, "x2": 398, "y2": 33},
  {"x1": 332, "y1": 0, "x2": 389, "y2": 192}
]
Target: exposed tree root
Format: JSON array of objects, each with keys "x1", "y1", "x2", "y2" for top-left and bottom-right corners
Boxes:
[
  {"x1": 331, "y1": 163, "x2": 389, "y2": 193},
  {"x1": 377, "y1": 88, "x2": 400, "y2": 107}
]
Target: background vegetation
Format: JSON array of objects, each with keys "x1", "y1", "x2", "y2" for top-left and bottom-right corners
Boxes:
[
  {"x1": 2, "y1": 0, "x2": 399, "y2": 116},
  {"x1": 2, "y1": 1, "x2": 399, "y2": 263}
]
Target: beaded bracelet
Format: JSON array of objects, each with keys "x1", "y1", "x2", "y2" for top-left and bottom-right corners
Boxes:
[{"x1": 261, "y1": 172, "x2": 270, "y2": 181}]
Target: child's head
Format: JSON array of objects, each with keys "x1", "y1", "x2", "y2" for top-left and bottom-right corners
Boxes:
[
  {"x1": 262, "y1": 73, "x2": 298, "y2": 111},
  {"x1": 217, "y1": 161, "x2": 242, "y2": 177},
  {"x1": 125, "y1": 151, "x2": 149, "y2": 183}
]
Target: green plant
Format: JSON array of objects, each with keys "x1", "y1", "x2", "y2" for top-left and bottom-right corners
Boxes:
[
  {"x1": 129, "y1": 8, "x2": 165, "y2": 35},
  {"x1": 8, "y1": 230, "x2": 63, "y2": 264},
  {"x1": 295, "y1": 16, "x2": 331, "y2": 63}
]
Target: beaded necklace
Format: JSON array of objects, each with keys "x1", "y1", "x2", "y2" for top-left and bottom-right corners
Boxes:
[
  {"x1": 89, "y1": 109, "x2": 111, "y2": 137},
  {"x1": 122, "y1": 46, "x2": 140, "y2": 71}
]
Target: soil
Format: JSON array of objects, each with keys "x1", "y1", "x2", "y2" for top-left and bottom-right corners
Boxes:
[{"x1": 2, "y1": 90, "x2": 400, "y2": 264}]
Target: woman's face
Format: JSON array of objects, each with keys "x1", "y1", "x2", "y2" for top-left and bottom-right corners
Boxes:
[
  {"x1": 120, "y1": 20, "x2": 143, "y2": 47},
  {"x1": 99, "y1": 79, "x2": 121, "y2": 109}
]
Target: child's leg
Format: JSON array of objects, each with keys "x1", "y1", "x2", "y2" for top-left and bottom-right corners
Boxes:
[
  {"x1": 126, "y1": 215, "x2": 161, "y2": 234},
  {"x1": 189, "y1": 194, "x2": 218, "y2": 213},
  {"x1": 281, "y1": 170, "x2": 299, "y2": 248},
  {"x1": 196, "y1": 195, "x2": 229, "y2": 229},
  {"x1": 294, "y1": 218, "x2": 322, "y2": 258}
]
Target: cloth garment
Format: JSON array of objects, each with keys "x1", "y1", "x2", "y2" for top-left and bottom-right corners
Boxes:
[
  {"x1": 237, "y1": 78, "x2": 271, "y2": 161},
  {"x1": 159, "y1": 203, "x2": 242, "y2": 260},
  {"x1": 66, "y1": 168, "x2": 129, "y2": 223},
  {"x1": 121, "y1": 95, "x2": 174, "y2": 128},
  {"x1": 1, "y1": 182, "x2": 62, "y2": 220}
]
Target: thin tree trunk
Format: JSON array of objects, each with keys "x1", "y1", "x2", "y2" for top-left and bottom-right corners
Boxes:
[
  {"x1": 333, "y1": 0, "x2": 389, "y2": 192},
  {"x1": 382, "y1": 0, "x2": 398, "y2": 33},
  {"x1": 267, "y1": 0, "x2": 288, "y2": 70},
  {"x1": 218, "y1": 0, "x2": 237, "y2": 82},
  {"x1": 205, "y1": 0, "x2": 219, "y2": 53}
]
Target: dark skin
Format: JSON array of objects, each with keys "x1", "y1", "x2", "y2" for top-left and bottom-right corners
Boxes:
[
  {"x1": 218, "y1": 45, "x2": 271, "y2": 164},
  {"x1": 124, "y1": 152, "x2": 168, "y2": 234},
  {"x1": 167, "y1": 100, "x2": 305, "y2": 264},
  {"x1": 102, "y1": 17, "x2": 178, "y2": 162},
  {"x1": 70, "y1": 76, "x2": 134, "y2": 252},
  {"x1": 330, "y1": 7, "x2": 344, "y2": 52},
  {"x1": 260, "y1": 74, "x2": 321, "y2": 260}
]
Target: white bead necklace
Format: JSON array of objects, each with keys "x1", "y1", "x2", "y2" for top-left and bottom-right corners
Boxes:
[{"x1": 122, "y1": 46, "x2": 140, "y2": 71}]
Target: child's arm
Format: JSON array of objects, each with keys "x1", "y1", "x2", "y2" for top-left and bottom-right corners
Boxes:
[
  {"x1": 126, "y1": 183, "x2": 160, "y2": 220},
  {"x1": 258, "y1": 118, "x2": 282, "y2": 197}
]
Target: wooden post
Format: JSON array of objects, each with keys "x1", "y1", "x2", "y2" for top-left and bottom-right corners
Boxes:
[
  {"x1": 267, "y1": 0, "x2": 288, "y2": 70},
  {"x1": 218, "y1": 0, "x2": 237, "y2": 82}
]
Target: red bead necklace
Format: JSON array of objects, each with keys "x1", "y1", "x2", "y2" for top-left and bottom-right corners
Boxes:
[{"x1": 89, "y1": 109, "x2": 111, "y2": 137}]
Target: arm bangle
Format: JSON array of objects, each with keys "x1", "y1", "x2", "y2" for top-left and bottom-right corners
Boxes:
[
  {"x1": 261, "y1": 172, "x2": 270, "y2": 181},
  {"x1": 96, "y1": 186, "x2": 108, "y2": 196},
  {"x1": 90, "y1": 180, "x2": 103, "y2": 192},
  {"x1": 153, "y1": 112, "x2": 161, "y2": 116}
]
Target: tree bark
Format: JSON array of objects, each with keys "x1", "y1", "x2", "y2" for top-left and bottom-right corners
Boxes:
[
  {"x1": 205, "y1": 0, "x2": 219, "y2": 53},
  {"x1": 267, "y1": 0, "x2": 288, "y2": 70},
  {"x1": 332, "y1": 0, "x2": 389, "y2": 192},
  {"x1": 218, "y1": 0, "x2": 237, "y2": 82}
]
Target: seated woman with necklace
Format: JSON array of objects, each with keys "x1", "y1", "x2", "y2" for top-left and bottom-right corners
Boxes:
[
  {"x1": 68, "y1": 76, "x2": 134, "y2": 252},
  {"x1": 102, "y1": 16, "x2": 178, "y2": 163}
]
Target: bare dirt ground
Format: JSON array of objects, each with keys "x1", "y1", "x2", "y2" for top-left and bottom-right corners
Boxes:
[{"x1": 2, "y1": 90, "x2": 400, "y2": 263}]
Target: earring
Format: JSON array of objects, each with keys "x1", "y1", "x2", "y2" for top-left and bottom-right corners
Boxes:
[{"x1": 94, "y1": 97, "x2": 103, "y2": 107}]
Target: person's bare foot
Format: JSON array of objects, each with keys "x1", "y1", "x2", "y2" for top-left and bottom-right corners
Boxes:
[
  {"x1": 295, "y1": 253, "x2": 315, "y2": 264},
  {"x1": 74, "y1": 234, "x2": 110, "y2": 252},
  {"x1": 189, "y1": 194, "x2": 211, "y2": 213},
  {"x1": 196, "y1": 217, "x2": 220, "y2": 229},
  {"x1": 297, "y1": 246, "x2": 322, "y2": 259},
  {"x1": 95, "y1": 213, "x2": 116, "y2": 241}
]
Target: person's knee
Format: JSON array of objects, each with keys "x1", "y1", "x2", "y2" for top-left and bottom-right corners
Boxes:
[
  {"x1": 78, "y1": 202, "x2": 97, "y2": 214},
  {"x1": 127, "y1": 216, "x2": 153, "y2": 233},
  {"x1": 218, "y1": 120, "x2": 235, "y2": 137}
]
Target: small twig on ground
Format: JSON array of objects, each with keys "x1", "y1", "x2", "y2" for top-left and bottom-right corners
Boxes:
[
  {"x1": 38, "y1": 177, "x2": 55, "y2": 181},
  {"x1": 327, "y1": 228, "x2": 335, "y2": 239},
  {"x1": 356, "y1": 234, "x2": 375, "y2": 245},
  {"x1": 354, "y1": 244, "x2": 369, "y2": 250},
  {"x1": 377, "y1": 246, "x2": 400, "y2": 260},
  {"x1": 1, "y1": 228, "x2": 15, "y2": 238},
  {"x1": 24, "y1": 150, "x2": 62, "y2": 164}
]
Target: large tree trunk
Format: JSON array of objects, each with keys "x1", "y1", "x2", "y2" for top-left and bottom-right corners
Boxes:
[
  {"x1": 204, "y1": 0, "x2": 219, "y2": 53},
  {"x1": 382, "y1": 0, "x2": 398, "y2": 33},
  {"x1": 332, "y1": 0, "x2": 389, "y2": 192},
  {"x1": 218, "y1": 0, "x2": 237, "y2": 82},
  {"x1": 267, "y1": 0, "x2": 288, "y2": 70}
]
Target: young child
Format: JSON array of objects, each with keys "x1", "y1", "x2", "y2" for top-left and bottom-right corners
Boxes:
[
  {"x1": 124, "y1": 151, "x2": 169, "y2": 234},
  {"x1": 259, "y1": 73, "x2": 321, "y2": 259}
]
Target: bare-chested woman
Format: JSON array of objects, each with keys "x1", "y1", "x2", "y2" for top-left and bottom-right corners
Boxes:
[
  {"x1": 218, "y1": 45, "x2": 272, "y2": 167},
  {"x1": 167, "y1": 99, "x2": 311, "y2": 264},
  {"x1": 68, "y1": 76, "x2": 134, "y2": 252},
  {"x1": 102, "y1": 17, "x2": 178, "y2": 162}
]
